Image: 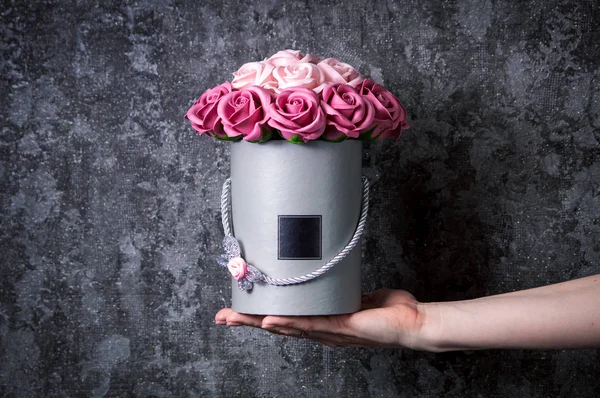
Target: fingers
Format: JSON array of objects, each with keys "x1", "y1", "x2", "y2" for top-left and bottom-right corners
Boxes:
[
  {"x1": 262, "y1": 326, "x2": 309, "y2": 338},
  {"x1": 261, "y1": 327, "x2": 350, "y2": 347},
  {"x1": 215, "y1": 308, "x2": 232, "y2": 324},
  {"x1": 216, "y1": 309, "x2": 341, "y2": 346},
  {"x1": 261, "y1": 314, "x2": 349, "y2": 335},
  {"x1": 216, "y1": 309, "x2": 350, "y2": 335},
  {"x1": 216, "y1": 309, "x2": 383, "y2": 348},
  {"x1": 215, "y1": 308, "x2": 265, "y2": 327},
  {"x1": 262, "y1": 327, "x2": 382, "y2": 348},
  {"x1": 215, "y1": 308, "x2": 351, "y2": 345}
]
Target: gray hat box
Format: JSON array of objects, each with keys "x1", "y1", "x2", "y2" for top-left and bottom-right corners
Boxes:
[{"x1": 229, "y1": 139, "x2": 364, "y2": 315}]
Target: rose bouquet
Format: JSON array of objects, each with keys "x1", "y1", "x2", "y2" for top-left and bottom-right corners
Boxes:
[
  {"x1": 185, "y1": 49, "x2": 409, "y2": 143},
  {"x1": 186, "y1": 51, "x2": 406, "y2": 315}
]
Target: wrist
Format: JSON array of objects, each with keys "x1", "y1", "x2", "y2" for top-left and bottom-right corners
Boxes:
[
  {"x1": 412, "y1": 302, "x2": 446, "y2": 352},
  {"x1": 416, "y1": 298, "x2": 500, "y2": 352}
]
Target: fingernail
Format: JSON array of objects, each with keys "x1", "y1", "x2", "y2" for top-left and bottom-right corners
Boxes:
[
  {"x1": 215, "y1": 320, "x2": 226, "y2": 325},
  {"x1": 227, "y1": 322, "x2": 242, "y2": 326},
  {"x1": 262, "y1": 324, "x2": 274, "y2": 329}
]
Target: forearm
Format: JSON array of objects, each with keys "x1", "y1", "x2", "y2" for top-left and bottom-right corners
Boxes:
[{"x1": 418, "y1": 275, "x2": 600, "y2": 352}]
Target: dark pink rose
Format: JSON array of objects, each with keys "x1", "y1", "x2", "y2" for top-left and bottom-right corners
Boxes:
[
  {"x1": 320, "y1": 84, "x2": 374, "y2": 141},
  {"x1": 217, "y1": 85, "x2": 273, "y2": 142},
  {"x1": 185, "y1": 82, "x2": 232, "y2": 137},
  {"x1": 359, "y1": 79, "x2": 409, "y2": 139},
  {"x1": 377, "y1": 124, "x2": 405, "y2": 141},
  {"x1": 267, "y1": 87, "x2": 326, "y2": 143}
]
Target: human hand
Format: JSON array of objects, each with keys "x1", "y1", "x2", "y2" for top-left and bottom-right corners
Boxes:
[
  {"x1": 215, "y1": 288, "x2": 428, "y2": 349},
  {"x1": 217, "y1": 275, "x2": 600, "y2": 351}
]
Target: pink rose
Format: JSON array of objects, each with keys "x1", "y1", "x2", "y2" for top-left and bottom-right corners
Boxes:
[
  {"x1": 318, "y1": 58, "x2": 363, "y2": 87},
  {"x1": 359, "y1": 79, "x2": 409, "y2": 139},
  {"x1": 231, "y1": 61, "x2": 277, "y2": 91},
  {"x1": 273, "y1": 63, "x2": 326, "y2": 93},
  {"x1": 266, "y1": 49, "x2": 320, "y2": 67},
  {"x1": 266, "y1": 49, "x2": 303, "y2": 66},
  {"x1": 267, "y1": 87, "x2": 326, "y2": 142},
  {"x1": 217, "y1": 86, "x2": 273, "y2": 142},
  {"x1": 377, "y1": 124, "x2": 406, "y2": 141},
  {"x1": 227, "y1": 257, "x2": 247, "y2": 280},
  {"x1": 320, "y1": 84, "x2": 374, "y2": 141},
  {"x1": 185, "y1": 82, "x2": 232, "y2": 137},
  {"x1": 299, "y1": 53, "x2": 322, "y2": 64}
]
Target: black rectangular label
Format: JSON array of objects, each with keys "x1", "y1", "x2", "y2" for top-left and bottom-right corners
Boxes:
[{"x1": 277, "y1": 215, "x2": 322, "y2": 260}]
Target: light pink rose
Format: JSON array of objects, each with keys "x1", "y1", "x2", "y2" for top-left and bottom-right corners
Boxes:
[
  {"x1": 273, "y1": 63, "x2": 326, "y2": 93},
  {"x1": 320, "y1": 84, "x2": 374, "y2": 141},
  {"x1": 217, "y1": 86, "x2": 273, "y2": 142},
  {"x1": 299, "y1": 53, "x2": 322, "y2": 64},
  {"x1": 266, "y1": 49, "x2": 303, "y2": 66},
  {"x1": 318, "y1": 58, "x2": 363, "y2": 87},
  {"x1": 231, "y1": 61, "x2": 277, "y2": 91},
  {"x1": 227, "y1": 257, "x2": 247, "y2": 280},
  {"x1": 266, "y1": 49, "x2": 321, "y2": 67},
  {"x1": 359, "y1": 79, "x2": 409, "y2": 139},
  {"x1": 267, "y1": 87, "x2": 326, "y2": 142},
  {"x1": 185, "y1": 82, "x2": 232, "y2": 137}
]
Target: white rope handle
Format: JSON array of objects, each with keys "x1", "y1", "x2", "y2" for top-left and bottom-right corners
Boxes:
[{"x1": 220, "y1": 176, "x2": 370, "y2": 286}]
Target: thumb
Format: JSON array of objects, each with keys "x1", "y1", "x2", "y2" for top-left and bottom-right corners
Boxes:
[
  {"x1": 361, "y1": 288, "x2": 391, "y2": 309},
  {"x1": 361, "y1": 288, "x2": 409, "y2": 309}
]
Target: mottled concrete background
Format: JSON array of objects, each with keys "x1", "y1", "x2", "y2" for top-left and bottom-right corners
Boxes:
[{"x1": 1, "y1": 0, "x2": 599, "y2": 396}]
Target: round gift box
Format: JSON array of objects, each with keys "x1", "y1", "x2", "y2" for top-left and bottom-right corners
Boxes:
[{"x1": 229, "y1": 139, "x2": 364, "y2": 315}]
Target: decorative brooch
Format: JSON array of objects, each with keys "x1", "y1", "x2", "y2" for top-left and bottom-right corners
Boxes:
[{"x1": 216, "y1": 235, "x2": 264, "y2": 291}]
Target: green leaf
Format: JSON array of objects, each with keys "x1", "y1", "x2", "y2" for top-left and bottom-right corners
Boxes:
[
  {"x1": 214, "y1": 134, "x2": 242, "y2": 142},
  {"x1": 322, "y1": 133, "x2": 348, "y2": 143},
  {"x1": 359, "y1": 126, "x2": 377, "y2": 141},
  {"x1": 289, "y1": 134, "x2": 304, "y2": 144},
  {"x1": 258, "y1": 128, "x2": 273, "y2": 143}
]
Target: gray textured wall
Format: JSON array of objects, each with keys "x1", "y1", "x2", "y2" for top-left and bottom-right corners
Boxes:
[{"x1": 1, "y1": 0, "x2": 599, "y2": 397}]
